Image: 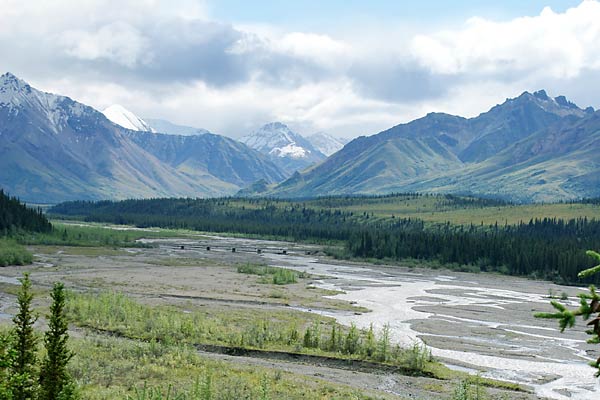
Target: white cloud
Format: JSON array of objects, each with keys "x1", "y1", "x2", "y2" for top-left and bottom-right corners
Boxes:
[
  {"x1": 1, "y1": 0, "x2": 599, "y2": 140},
  {"x1": 411, "y1": 1, "x2": 600, "y2": 79},
  {"x1": 60, "y1": 22, "x2": 150, "y2": 68},
  {"x1": 275, "y1": 32, "x2": 352, "y2": 69}
]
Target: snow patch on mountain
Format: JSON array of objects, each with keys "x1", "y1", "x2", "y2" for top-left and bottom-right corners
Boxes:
[
  {"x1": 240, "y1": 122, "x2": 320, "y2": 159},
  {"x1": 0, "y1": 72, "x2": 91, "y2": 134},
  {"x1": 103, "y1": 104, "x2": 154, "y2": 132},
  {"x1": 145, "y1": 118, "x2": 210, "y2": 136},
  {"x1": 306, "y1": 132, "x2": 346, "y2": 156},
  {"x1": 269, "y1": 143, "x2": 307, "y2": 158}
]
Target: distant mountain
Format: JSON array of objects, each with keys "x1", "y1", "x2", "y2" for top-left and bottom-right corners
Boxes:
[
  {"x1": 144, "y1": 118, "x2": 210, "y2": 136},
  {"x1": 102, "y1": 104, "x2": 154, "y2": 132},
  {"x1": 404, "y1": 109, "x2": 600, "y2": 202},
  {"x1": 240, "y1": 122, "x2": 326, "y2": 175},
  {"x1": 127, "y1": 131, "x2": 285, "y2": 188},
  {"x1": 249, "y1": 90, "x2": 598, "y2": 202},
  {"x1": 306, "y1": 132, "x2": 347, "y2": 156},
  {"x1": 0, "y1": 73, "x2": 285, "y2": 203}
]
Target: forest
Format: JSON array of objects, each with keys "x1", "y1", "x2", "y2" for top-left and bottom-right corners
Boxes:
[
  {"x1": 347, "y1": 217, "x2": 600, "y2": 284},
  {"x1": 49, "y1": 195, "x2": 600, "y2": 285},
  {"x1": 0, "y1": 189, "x2": 52, "y2": 235}
]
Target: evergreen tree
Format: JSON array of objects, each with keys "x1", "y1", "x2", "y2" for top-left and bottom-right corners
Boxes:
[
  {"x1": 0, "y1": 331, "x2": 16, "y2": 399},
  {"x1": 0, "y1": 189, "x2": 52, "y2": 235},
  {"x1": 39, "y1": 283, "x2": 76, "y2": 400},
  {"x1": 536, "y1": 250, "x2": 600, "y2": 376},
  {"x1": 11, "y1": 273, "x2": 39, "y2": 400},
  {"x1": 344, "y1": 323, "x2": 360, "y2": 355}
]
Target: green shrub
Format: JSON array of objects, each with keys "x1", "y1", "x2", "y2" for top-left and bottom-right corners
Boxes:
[
  {"x1": 236, "y1": 263, "x2": 308, "y2": 285},
  {"x1": 0, "y1": 238, "x2": 33, "y2": 266},
  {"x1": 67, "y1": 291, "x2": 435, "y2": 372}
]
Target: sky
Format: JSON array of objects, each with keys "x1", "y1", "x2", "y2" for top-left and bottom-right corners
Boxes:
[{"x1": 1, "y1": 0, "x2": 598, "y2": 139}]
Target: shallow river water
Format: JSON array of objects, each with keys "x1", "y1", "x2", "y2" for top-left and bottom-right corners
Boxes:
[
  {"x1": 154, "y1": 233, "x2": 600, "y2": 399},
  {"x1": 257, "y1": 250, "x2": 600, "y2": 400}
]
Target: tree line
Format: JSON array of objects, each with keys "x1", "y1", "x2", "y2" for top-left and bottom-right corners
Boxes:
[
  {"x1": 347, "y1": 217, "x2": 600, "y2": 284},
  {"x1": 49, "y1": 197, "x2": 600, "y2": 284},
  {"x1": 49, "y1": 198, "x2": 359, "y2": 241},
  {"x1": 0, "y1": 190, "x2": 52, "y2": 236}
]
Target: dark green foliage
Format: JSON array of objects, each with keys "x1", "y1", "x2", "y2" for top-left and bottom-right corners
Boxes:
[
  {"x1": 347, "y1": 217, "x2": 600, "y2": 285},
  {"x1": 536, "y1": 251, "x2": 600, "y2": 376},
  {"x1": 0, "y1": 331, "x2": 16, "y2": 399},
  {"x1": 578, "y1": 250, "x2": 600, "y2": 278},
  {"x1": 49, "y1": 194, "x2": 502, "y2": 241},
  {"x1": 12, "y1": 273, "x2": 39, "y2": 400},
  {"x1": 0, "y1": 239, "x2": 33, "y2": 267},
  {"x1": 49, "y1": 197, "x2": 358, "y2": 241},
  {"x1": 39, "y1": 283, "x2": 76, "y2": 400},
  {"x1": 236, "y1": 263, "x2": 309, "y2": 285},
  {"x1": 50, "y1": 196, "x2": 600, "y2": 284},
  {"x1": 0, "y1": 189, "x2": 52, "y2": 236},
  {"x1": 1, "y1": 275, "x2": 77, "y2": 399},
  {"x1": 344, "y1": 323, "x2": 360, "y2": 355}
]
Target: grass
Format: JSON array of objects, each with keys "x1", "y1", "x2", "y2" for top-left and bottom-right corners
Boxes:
[
  {"x1": 58, "y1": 332, "x2": 390, "y2": 400},
  {"x1": 236, "y1": 263, "x2": 310, "y2": 285},
  {"x1": 221, "y1": 196, "x2": 600, "y2": 227},
  {"x1": 67, "y1": 290, "x2": 332, "y2": 350},
  {"x1": 14, "y1": 222, "x2": 198, "y2": 248},
  {"x1": 0, "y1": 238, "x2": 33, "y2": 266},
  {"x1": 64, "y1": 292, "x2": 527, "y2": 397},
  {"x1": 66, "y1": 291, "x2": 438, "y2": 373},
  {"x1": 2, "y1": 321, "x2": 389, "y2": 400}
]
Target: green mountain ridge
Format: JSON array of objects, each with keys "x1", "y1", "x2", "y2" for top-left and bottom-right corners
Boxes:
[{"x1": 251, "y1": 90, "x2": 599, "y2": 202}]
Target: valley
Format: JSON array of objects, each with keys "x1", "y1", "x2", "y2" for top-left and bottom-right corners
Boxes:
[
  {"x1": 3, "y1": 3, "x2": 600, "y2": 400},
  {"x1": 1, "y1": 224, "x2": 596, "y2": 398},
  {"x1": 0, "y1": 224, "x2": 554, "y2": 399}
]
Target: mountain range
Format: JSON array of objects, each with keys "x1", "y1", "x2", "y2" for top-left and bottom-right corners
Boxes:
[
  {"x1": 2, "y1": 71, "x2": 599, "y2": 203},
  {"x1": 104, "y1": 105, "x2": 338, "y2": 174},
  {"x1": 251, "y1": 90, "x2": 599, "y2": 202},
  {"x1": 0, "y1": 73, "x2": 284, "y2": 203}
]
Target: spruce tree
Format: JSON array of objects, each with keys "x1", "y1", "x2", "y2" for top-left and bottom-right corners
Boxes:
[
  {"x1": 39, "y1": 282, "x2": 75, "y2": 400},
  {"x1": 0, "y1": 331, "x2": 16, "y2": 399},
  {"x1": 536, "y1": 250, "x2": 600, "y2": 376},
  {"x1": 12, "y1": 273, "x2": 38, "y2": 400}
]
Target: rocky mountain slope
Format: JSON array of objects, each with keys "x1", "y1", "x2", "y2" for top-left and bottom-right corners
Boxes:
[
  {"x1": 127, "y1": 131, "x2": 285, "y2": 188},
  {"x1": 306, "y1": 132, "x2": 347, "y2": 156},
  {"x1": 254, "y1": 91, "x2": 598, "y2": 202},
  {"x1": 0, "y1": 73, "x2": 284, "y2": 203}
]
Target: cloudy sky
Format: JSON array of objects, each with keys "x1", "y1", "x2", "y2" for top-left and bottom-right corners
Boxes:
[{"x1": 1, "y1": 0, "x2": 599, "y2": 139}]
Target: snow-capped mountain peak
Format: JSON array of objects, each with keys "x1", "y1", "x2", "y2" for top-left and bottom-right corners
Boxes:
[
  {"x1": 0, "y1": 72, "x2": 28, "y2": 93},
  {"x1": 1, "y1": 72, "x2": 49, "y2": 108},
  {"x1": 0, "y1": 72, "x2": 94, "y2": 135},
  {"x1": 306, "y1": 131, "x2": 347, "y2": 156},
  {"x1": 240, "y1": 121, "x2": 320, "y2": 159},
  {"x1": 102, "y1": 104, "x2": 154, "y2": 132},
  {"x1": 239, "y1": 121, "x2": 327, "y2": 175}
]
